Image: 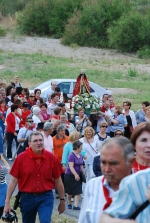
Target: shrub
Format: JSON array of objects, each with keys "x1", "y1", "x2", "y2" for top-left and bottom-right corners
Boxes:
[
  {"x1": 0, "y1": 26, "x2": 7, "y2": 37},
  {"x1": 0, "y1": 0, "x2": 30, "y2": 16},
  {"x1": 62, "y1": 0, "x2": 129, "y2": 47},
  {"x1": 138, "y1": 45, "x2": 150, "y2": 59},
  {"x1": 16, "y1": 0, "x2": 51, "y2": 35},
  {"x1": 128, "y1": 68, "x2": 138, "y2": 78},
  {"x1": 108, "y1": 11, "x2": 150, "y2": 52},
  {"x1": 48, "y1": 0, "x2": 84, "y2": 37},
  {"x1": 16, "y1": 0, "x2": 84, "y2": 36}
]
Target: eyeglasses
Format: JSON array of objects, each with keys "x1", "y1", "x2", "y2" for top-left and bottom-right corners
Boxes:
[
  {"x1": 101, "y1": 126, "x2": 107, "y2": 128},
  {"x1": 115, "y1": 133, "x2": 123, "y2": 136}
]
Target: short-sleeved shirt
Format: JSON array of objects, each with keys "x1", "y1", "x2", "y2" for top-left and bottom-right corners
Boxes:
[
  {"x1": 17, "y1": 127, "x2": 36, "y2": 146},
  {"x1": 110, "y1": 114, "x2": 127, "y2": 132},
  {"x1": 47, "y1": 104, "x2": 58, "y2": 116},
  {"x1": 10, "y1": 148, "x2": 63, "y2": 193},
  {"x1": 42, "y1": 132, "x2": 53, "y2": 153},
  {"x1": 65, "y1": 152, "x2": 83, "y2": 175},
  {"x1": 44, "y1": 88, "x2": 54, "y2": 102},
  {"x1": 75, "y1": 116, "x2": 88, "y2": 135},
  {"x1": 53, "y1": 134, "x2": 69, "y2": 163},
  {"x1": 135, "y1": 109, "x2": 145, "y2": 124},
  {"x1": 104, "y1": 169, "x2": 150, "y2": 223}
]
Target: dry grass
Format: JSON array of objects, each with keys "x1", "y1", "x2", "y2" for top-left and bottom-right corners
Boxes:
[
  {"x1": 10, "y1": 197, "x2": 77, "y2": 223},
  {"x1": 0, "y1": 16, "x2": 16, "y2": 31}
]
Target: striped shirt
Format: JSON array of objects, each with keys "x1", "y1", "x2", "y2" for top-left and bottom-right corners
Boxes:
[
  {"x1": 78, "y1": 176, "x2": 115, "y2": 223},
  {"x1": 0, "y1": 165, "x2": 8, "y2": 184},
  {"x1": 104, "y1": 168, "x2": 150, "y2": 223}
]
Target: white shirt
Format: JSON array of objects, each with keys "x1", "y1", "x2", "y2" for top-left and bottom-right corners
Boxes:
[
  {"x1": 42, "y1": 132, "x2": 53, "y2": 153},
  {"x1": 32, "y1": 115, "x2": 41, "y2": 127},
  {"x1": 78, "y1": 176, "x2": 115, "y2": 223},
  {"x1": 79, "y1": 138, "x2": 99, "y2": 164},
  {"x1": 47, "y1": 103, "x2": 58, "y2": 116},
  {"x1": 17, "y1": 127, "x2": 36, "y2": 146},
  {"x1": 15, "y1": 116, "x2": 20, "y2": 131}
]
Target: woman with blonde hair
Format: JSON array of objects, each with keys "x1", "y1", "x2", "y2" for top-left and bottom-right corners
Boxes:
[
  {"x1": 141, "y1": 105, "x2": 150, "y2": 123},
  {"x1": 94, "y1": 121, "x2": 110, "y2": 145},
  {"x1": 79, "y1": 126, "x2": 99, "y2": 181},
  {"x1": 93, "y1": 121, "x2": 109, "y2": 177}
]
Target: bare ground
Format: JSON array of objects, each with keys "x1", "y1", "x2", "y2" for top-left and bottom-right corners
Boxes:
[{"x1": 0, "y1": 35, "x2": 150, "y2": 94}]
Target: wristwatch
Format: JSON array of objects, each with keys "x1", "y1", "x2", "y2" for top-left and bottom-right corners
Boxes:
[{"x1": 60, "y1": 198, "x2": 65, "y2": 201}]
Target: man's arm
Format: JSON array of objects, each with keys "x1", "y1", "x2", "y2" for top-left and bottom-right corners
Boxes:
[
  {"x1": 4, "y1": 176, "x2": 18, "y2": 213},
  {"x1": 54, "y1": 177, "x2": 65, "y2": 214},
  {"x1": 99, "y1": 213, "x2": 137, "y2": 223}
]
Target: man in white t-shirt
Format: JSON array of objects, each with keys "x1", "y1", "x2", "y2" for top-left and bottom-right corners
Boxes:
[
  {"x1": 44, "y1": 81, "x2": 57, "y2": 102},
  {"x1": 47, "y1": 93, "x2": 59, "y2": 117},
  {"x1": 78, "y1": 137, "x2": 135, "y2": 223},
  {"x1": 17, "y1": 115, "x2": 36, "y2": 155},
  {"x1": 41, "y1": 122, "x2": 54, "y2": 153}
]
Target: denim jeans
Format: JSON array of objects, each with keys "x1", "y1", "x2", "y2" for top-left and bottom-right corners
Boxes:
[{"x1": 20, "y1": 191, "x2": 54, "y2": 223}]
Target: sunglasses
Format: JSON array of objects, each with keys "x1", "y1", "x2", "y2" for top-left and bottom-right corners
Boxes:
[
  {"x1": 30, "y1": 96, "x2": 35, "y2": 97},
  {"x1": 101, "y1": 126, "x2": 107, "y2": 128},
  {"x1": 115, "y1": 133, "x2": 123, "y2": 136},
  {"x1": 28, "y1": 120, "x2": 34, "y2": 123}
]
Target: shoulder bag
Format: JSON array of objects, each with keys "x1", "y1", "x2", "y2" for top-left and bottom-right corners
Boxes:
[{"x1": 86, "y1": 138, "x2": 98, "y2": 154}]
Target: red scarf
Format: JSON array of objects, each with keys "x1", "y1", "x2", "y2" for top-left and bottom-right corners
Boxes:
[
  {"x1": 102, "y1": 177, "x2": 112, "y2": 210},
  {"x1": 26, "y1": 147, "x2": 45, "y2": 167},
  {"x1": 133, "y1": 160, "x2": 149, "y2": 173},
  {"x1": 25, "y1": 123, "x2": 36, "y2": 130}
]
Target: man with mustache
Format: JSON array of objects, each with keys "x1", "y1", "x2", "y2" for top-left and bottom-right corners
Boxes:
[{"x1": 78, "y1": 137, "x2": 135, "y2": 223}]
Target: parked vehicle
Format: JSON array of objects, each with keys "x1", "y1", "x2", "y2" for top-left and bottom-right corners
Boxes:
[{"x1": 30, "y1": 79, "x2": 111, "y2": 99}]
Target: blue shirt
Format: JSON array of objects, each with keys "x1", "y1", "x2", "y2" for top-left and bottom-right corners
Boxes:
[
  {"x1": 135, "y1": 109, "x2": 145, "y2": 124},
  {"x1": 110, "y1": 114, "x2": 127, "y2": 132},
  {"x1": 104, "y1": 168, "x2": 150, "y2": 223}
]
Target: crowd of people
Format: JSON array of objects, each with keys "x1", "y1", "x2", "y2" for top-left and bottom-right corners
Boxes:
[{"x1": 0, "y1": 75, "x2": 150, "y2": 223}]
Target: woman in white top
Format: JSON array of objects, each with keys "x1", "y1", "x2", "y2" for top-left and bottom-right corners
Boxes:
[
  {"x1": 94, "y1": 121, "x2": 110, "y2": 146},
  {"x1": 79, "y1": 126, "x2": 99, "y2": 182},
  {"x1": 32, "y1": 107, "x2": 44, "y2": 127}
]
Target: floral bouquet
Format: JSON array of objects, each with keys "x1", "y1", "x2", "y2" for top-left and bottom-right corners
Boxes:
[{"x1": 72, "y1": 93, "x2": 100, "y2": 114}]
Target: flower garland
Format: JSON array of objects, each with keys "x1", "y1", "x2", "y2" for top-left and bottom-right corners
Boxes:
[{"x1": 72, "y1": 93, "x2": 100, "y2": 114}]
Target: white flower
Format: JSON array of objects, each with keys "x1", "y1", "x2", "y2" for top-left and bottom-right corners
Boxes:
[{"x1": 85, "y1": 105, "x2": 91, "y2": 109}]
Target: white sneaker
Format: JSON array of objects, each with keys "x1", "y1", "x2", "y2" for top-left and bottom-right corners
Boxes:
[{"x1": 8, "y1": 158, "x2": 13, "y2": 161}]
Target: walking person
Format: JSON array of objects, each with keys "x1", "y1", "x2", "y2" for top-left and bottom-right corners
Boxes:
[
  {"x1": 0, "y1": 154, "x2": 10, "y2": 219},
  {"x1": 4, "y1": 131, "x2": 65, "y2": 223},
  {"x1": 79, "y1": 127, "x2": 99, "y2": 182},
  {"x1": 64, "y1": 140, "x2": 85, "y2": 210},
  {"x1": 6, "y1": 104, "x2": 20, "y2": 160}
]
